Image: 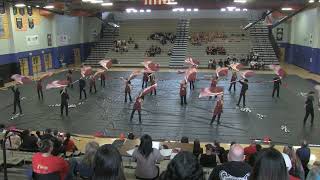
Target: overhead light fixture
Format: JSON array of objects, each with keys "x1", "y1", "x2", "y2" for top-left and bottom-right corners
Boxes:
[
  {"x1": 101, "y1": 2, "x2": 113, "y2": 6},
  {"x1": 44, "y1": 5, "x2": 54, "y2": 9},
  {"x1": 309, "y1": 0, "x2": 315, "y2": 3},
  {"x1": 221, "y1": 8, "x2": 226, "y2": 12},
  {"x1": 36, "y1": 5, "x2": 40, "y2": 7},
  {"x1": 282, "y1": 7, "x2": 293, "y2": 11},
  {"x1": 172, "y1": 8, "x2": 184, "y2": 12},
  {"x1": 91, "y1": 0, "x2": 103, "y2": 3},
  {"x1": 146, "y1": 9, "x2": 151, "y2": 12},
  {"x1": 227, "y1": 7, "x2": 236, "y2": 11},
  {"x1": 15, "y1": 3, "x2": 26, "y2": 8},
  {"x1": 126, "y1": 8, "x2": 138, "y2": 13},
  {"x1": 243, "y1": 8, "x2": 248, "y2": 11},
  {"x1": 235, "y1": 8, "x2": 241, "y2": 11},
  {"x1": 234, "y1": 0, "x2": 247, "y2": 3},
  {"x1": 82, "y1": 0, "x2": 91, "y2": 2},
  {"x1": 193, "y1": 8, "x2": 199, "y2": 12},
  {"x1": 167, "y1": 1, "x2": 178, "y2": 5},
  {"x1": 139, "y1": 9, "x2": 145, "y2": 12},
  {"x1": 186, "y1": 8, "x2": 192, "y2": 12}
]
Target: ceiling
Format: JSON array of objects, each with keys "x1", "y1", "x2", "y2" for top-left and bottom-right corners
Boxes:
[{"x1": 2, "y1": 0, "x2": 313, "y2": 14}]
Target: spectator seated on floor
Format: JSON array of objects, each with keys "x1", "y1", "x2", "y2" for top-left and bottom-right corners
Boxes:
[
  {"x1": 69, "y1": 141, "x2": 99, "y2": 179},
  {"x1": 146, "y1": 45, "x2": 162, "y2": 57},
  {"x1": 32, "y1": 139, "x2": 69, "y2": 180},
  {"x1": 20, "y1": 129, "x2": 38, "y2": 152}
]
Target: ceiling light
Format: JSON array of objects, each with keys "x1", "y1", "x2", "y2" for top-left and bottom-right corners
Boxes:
[
  {"x1": 193, "y1": 8, "x2": 199, "y2": 12},
  {"x1": 27, "y1": 5, "x2": 31, "y2": 8},
  {"x1": 101, "y1": 2, "x2": 113, "y2": 6},
  {"x1": 167, "y1": 1, "x2": 178, "y2": 5},
  {"x1": 172, "y1": 8, "x2": 184, "y2": 12},
  {"x1": 126, "y1": 8, "x2": 137, "y2": 13},
  {"x1": 91, "y1": 0, "x2": 103, "y2": 3},
  {"x1": 15, "y1": 3, "x2": 26, "y2": 8},
  {"x1": 221, "y1": 8, "x2": 226, "y2": 12},
  {"x1": 139, "y1": 9, "x2": 145, "y2": 12},
  {"x1": 146, "y1": 9, "x2": 151, "y2": 12},
  {"x1": 282, "y1": 7, "x2": 293, "y2": 11},
  {"x1": 36, "y1": 5, "x2": 40, "y2": 7},
  {"x1": 309, "y1": 0, "x2": 314, "y2": 3},
  {"x1": 44, "y1": 5, "x2": 54, "y2": 9},
  {"x1": 82, "y1": 0, "x2": 91, "y2": 2},
  {"x1": 186, "y1": 8, "x2": 192, "y2": 12},
  {"x1": 227, "y1": 7, "x2": 236, "y2": 11},
  {"x1": 235, "y1": 8, "x2": 241, "y2": 11},
  {"x1": 234, "y1": 0, "x2": 247, "y2": 3},
  {"x1": 243, "y1": 8, "x2": 248, "y2": 11}
]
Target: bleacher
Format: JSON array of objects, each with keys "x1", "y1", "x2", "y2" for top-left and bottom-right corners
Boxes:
[
  {"x1": 107, "y1": 19, "x2": 178, "y2": 67},
  {"x1": 187, "y1": 19, "x2": 252, "y2": 68}
]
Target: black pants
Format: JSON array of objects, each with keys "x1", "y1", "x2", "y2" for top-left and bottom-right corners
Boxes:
[
  {"x1": 150, "y1": 89, "x2": 157, "y2": 95},
  {"x1": 142, "y1": 80, "x2": 148, "y2": 88},
  {"x1": 37, "y1": 88, "x2": 43, "y2": 100},
  {"x1": 61, "y1": 102, "x2": 68, "y2": 116},
  {"x1": 68, "y1": 82, "x2": 73, "y2": 88},
  {"x1": 272, "y1": 87, "x2": 280, "y2": 97},
  {"x1": 130, "y1": 109, "x2": 141, "y2": 123},
  {"x1": 211, "y1": 113, "x2": 221, "y2": 124},
  {"x1": 304, "y1": 109, "x2": 314, "y2": 125},
  {"x1": 80, "y1": 88, "x2": 87, "y2": 99},
  {"x1": 180, "y1": 95, "x2": 187, "y2": 105},
  {"x1": 228, "y1": 82, "x2": 236, "y2": 92},
  {"x1": 101, "y1": 79, "x2": 105, "y2": 87},
  {"x1": 13, "y1": 100, "x2": 22, "y2": 114},
  {"x1": 237, "y1": 93, "x2": 246, "y2": 107},
  {"x1": 189, "y1": 81, "x2": 195, "y2": 90},
  {"x1": 90, "y1": 84, "x2": 97, "y2": 93},
  {"x1": 125, "y1": 91, "x2": 132, "y2": 102}
]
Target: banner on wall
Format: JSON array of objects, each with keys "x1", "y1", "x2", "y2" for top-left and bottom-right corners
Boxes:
[
  {"x1": 26, "y1": 35, "x2": 39, "y2": 46},
  {"x1": 276, "y1": 28, "x2": 283, "y2": 41},
  {"x1": 58, "y1": 34, "x2": 69, "y2": 45}
]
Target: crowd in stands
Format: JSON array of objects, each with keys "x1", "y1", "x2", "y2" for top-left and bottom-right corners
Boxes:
[
  {"x1": 1, "y1": 123, "x2": 319, "y2": 180},
  {"x1": 145, "y1": 45, "x2": 162, "y2": 57},
  {"x1": 113, "y1": 40, "x2": 129, "y2": 53},
  {"x1": 206, "y1": 45, "x2": 226, "y2": 55},
  {"x1": 191, "y1": 32, "x2": 227, "y2": 45},
  {"x1": 149, "y1": 32, "x2": 176, "y2": 45}
]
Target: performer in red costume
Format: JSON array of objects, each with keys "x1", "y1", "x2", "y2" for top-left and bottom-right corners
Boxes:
[
  {"x1": 124, "y1": 79, "x2": 132, "y2": 102},
  {"x1": 180, "y1": 80, "x2": 187, "y2": 105},
  {"x1": 66, "y1": 70, "x2": 73, "y2": 88},
  {"x1": 89, "y1": 75, "x2": 97, "y2": 94},
  {"x1": 36, "y1": 80, "x2": 43, "y2": 100},
  {"x1": 210, "y1": 96, "x2": 224, "y2": 125},
  {"x1": 130, "y1": 96, "x2": 143, "y2": 123},
  {"x1": 228, "y1": 72, "x2": 237, "y2": 92},
  {"x1": 100, "y1": 72, "x2": 106, "y2": 87}
]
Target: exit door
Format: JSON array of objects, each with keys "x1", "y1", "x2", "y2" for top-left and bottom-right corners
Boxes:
[
  {"x1": 44, "y1": 53, "x2": 53, "y2": 71},
  {"x1": 32, "y1": 56, "x2": 41, "y2": 75},
  {"x1": 19, "y1": 58, "x2": 29, "y2": 76},
  {"x1": 73, "y1": 48, "x2": 81, "y2": 65}
]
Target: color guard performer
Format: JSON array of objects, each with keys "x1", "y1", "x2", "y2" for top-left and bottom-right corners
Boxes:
[
  {"x1": 209, "y1": 76, "x2": 219, "y2": 100},
  {"x1": 237, "y1": 79, "x2": 248, "y2": 107},
  {"x1": 67, "y1": 70, "x2": 73, "y2": 88},
  {"x1": 272, "y1": 76, "x2": 282, "y2": 98},
  {"x1": 150, "y1": 74, "x2": 156, "y2": 95},
  {"x1": 210, "y1": 95, "x2": 224, "y2": 125},
  {"x1": 100, "y1": 72, "x2": 106, "y2": 87},
  {"x1": 124, "y1": 79, "x2": 132, "y2": 102},
  {"x1": 11, "y1": 86, "x2": 22, "y2": 114},
  {"x1": 142, "y1": 72, "x2": 149, "y2": 88},
  {"x1": 304, "y1": 92, "x2": 314, "y2": 126},
  {"x1": 36, "y1": 80, "x2": 44, "y2": 100},
  {"x1": 60, "y1": 87, "x2": 69, "y2": 116},
  {"x1": 79, "y1": 77, "x2": 87, "y2": 100},
  {"x1": 228, "y1": 72, "x2": 237, "y2": 92},
  {"x1": 180, "y1": 80, "x2": 187, "y2": 105},
  {"x1": 130, "y1": 96, "x2": 143, "y2": 123},
  {"x1": 89, "y1": 75, "x2": 97, "y2": 94}
]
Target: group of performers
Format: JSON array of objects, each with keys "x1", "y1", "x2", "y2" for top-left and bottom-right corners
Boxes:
[{"x1": 8, "y1": 60, "x2": 318, "y2": 128}]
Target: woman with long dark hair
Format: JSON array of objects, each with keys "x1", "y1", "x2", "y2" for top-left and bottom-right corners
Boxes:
[
  {"x1": 159, "y1": 151, "x2": 204, "y2": 180},
  {"x1": 283, "y1": 146, "x2": 305, "y2": 179},
  {"x1": 93, "y1": 144, "x2": 125, "y2": 180},
  {"x1": 250, "y1": 148, "x2": 289, "y2": 180},
  {"x1": 62, "y1": 133, "x2": 77, "y2": 153},
  {"x1": 132, "y1": 134, "x2": 163, "y2": 180},
  {"x1": 193, "y1": 139, "x2": 203, "y2": 158}
]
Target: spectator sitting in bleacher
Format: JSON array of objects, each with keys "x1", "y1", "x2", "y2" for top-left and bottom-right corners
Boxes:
[
  {"x1": 208, "y1": 59, "x2": 213, "y2": 69},
  {"x1": 146, "y1": 45, "x2": 161, "y2": 57},
  {"x1": 159, "y1": 151, "x2": 204, "y2": 180},
  {"x1": 283, "y1": 145, "x2": 305, "y2": 179},
  {"x1": 214, "y1": 141, "x2": 227, "y2": 164},
  {"x1": 149, "y1": 32, "x2": 175, "y2": 45},
  {"x1": 128, "y1": 36, "x2": 134, "y2": 44},
  {"x1": 92, "y1": 144, "x2": 125, "y2": 180},
  {"x1": 20, "y1": 129, "x2": 38, "y2": 152},
  {"x1": 134, "y1": 43, "x2": 139, "y2": 49},
  {"x1": 218, "y1": 59, "x2": 223, "y2": 68},
  {"x1": 200, "y1": 144, "x2": 220, "y2": 168},
  {"x1": 41, "y1": 128, "x2": 63, "y2": 156},
  {"x1": 206, "y1": 45, "x2": 226, "y2": 55},
  {"x1": 133, "y1": 134, "x2": 163, "y2": 179},
  {"x1": 168, "y1": 48, "x2": 172, "y2": 56},
  {"x1": 113, "y1": 40, "x2": 129, "y2": 53},
  {"x1": 181, "y1": 136, "x2": 189, "y2": 143},
  {"x1": 32, "y1": 139, "x2": 69, "y2": 180},
  {"x1": 69, "y1": 141, "x2": 99, "y2": 179}
]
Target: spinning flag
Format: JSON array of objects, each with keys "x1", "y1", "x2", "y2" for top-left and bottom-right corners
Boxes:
[
  {"x1": 99, "y1": 59, "x2": 112, "y2": 70},
  {"x1": 185, "y1": 68, "x2": 197, "y2": 82},
  {"x1": 177, "y1": 70, "x2": 186, "y2": 74},
  {"x1": 140, "y1": 83, "x2": 157, "y2": 97},
  {"x1": 128, "y1": 70, "x2": 142, "y2": 81},
  {"x1": 230, "y1": 63, "x2": 243, "y2": 72},
  {"x1": 81, "y1": 66, "x2": 93, "y2": 77},
  {"x1": 269, "y1": 65, "x2": 287, "y2": 78},
  {"x1": 199, "y1": 86, "x2": 224, "y2": 98},
  {"x1": 143, "y1": 60, "x2": 160, "y2": 72},
  {"x1": 185, "y1": 57, "x2": 200, "y2": 67},
  {"x1": 11, "y1": 74, "x2": 32, "y2": 84},
  {"x1": 241, "y1": 70, "x2": 255, "y2": 79},
  {"x1": 93, "y1": 69, "x2": 106, "y2": 80},
  {"x1": 39, "y1": 72, "x2": 54, "y2": 80},
  {"x1": 46, "y1": 80, "x2": 69, "y2": 89},
  {"x1": 216, "y1": 67, "x2": 229, "y2": 77}
]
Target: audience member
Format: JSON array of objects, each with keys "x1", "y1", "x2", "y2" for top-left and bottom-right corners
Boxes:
[
  {"x1": 62, "y1": 132, "x2": 78, "y2": 153},
  {"x1": 248, "y1": 144, "x2": 262, "y2": 167},
  {"x1": 200, "y1": 144, "x2": 219, "y2": 168},
  {"x1": 193, "y1": 139, "x2": 203, "y2": 159},
  {"x1": 206, "y1": 45, "x2": 226, "y2": 55},
  {"x1": 218, "y1": 59, "x2": 223, "y2": 68},
  {"x1": 209, "y1": 144, "x2": 251, "y2": 180},
  {"x1": 132, "y1": 134, "x2": 163, "y2": 179},
  {"x1": 113, "y1": 40, "x2": 129, "y2": 53},
  {"x1": 41, "y1": 128, "x2": 62, "y2": 156},
  {"x1": 283, "y1": 145, "x2": 305, "y2": 179},
  {"x1": 244, "y1": 141, "x2": 257, "y2": 161},
  {"x1": 93, "y1": 144, "x2": 125, "y2": 180},
  {"x1": 159, "y1": 151, "x2": 204, "y2": 180},
  {"x1": 181, "y1": 136, "x2": 189, "y2": 143},
  {"x1": 214, "y1": 141, "x2": 226, "y2": 163},
  {"x1": 20, "y1": 129, "x2": 38, "y2": 152},
  {"x1": 149, "y1": 32, "x2": 175, "y2": 45},
  {"x1": 146, "y1": 45, "x2": 161, "y2": 57},
  {"x1": 250, "y1": 148, "x2": 291, "y2": 180},
  {"x1": 128, "y1": 132, "x2": 135, "y2": 140},
  {"x1": 306, "y1": 161, "x2": 320, "y2": 180},
  {"x1": 297, "y1": 140, "x2": 311, "y2": 177},
  {"x1": 32, "y1": 139, "x2": 69, "y2": 180},
  {"x1": 69, "y1": 141, "x2": 99, "y2": 179},
  {"x1": 36, "y1": 130, "x2": 42, "y2": 141}
]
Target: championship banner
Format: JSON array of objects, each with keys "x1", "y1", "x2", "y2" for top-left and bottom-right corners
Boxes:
[{"x1": 144, "y1": 0, "x2": 175, "y2": 5}]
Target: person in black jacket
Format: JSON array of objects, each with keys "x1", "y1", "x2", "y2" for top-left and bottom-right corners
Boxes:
[
  {"x1": 11, "y1": 86, "x2": 22, "y2": 114},
  {"x1": 304, "y1": 93, "x2": 314, "y2": 126},
  {"x1": 60, "y1": 88, "x2": 69, "y2": 116},
  {"x1": 79, "y1": 77, "x2": 87, "y2": 100},
  {"x1": 237, "y1": 79, "x2": 248, "y2": 107},
  {"x1": 272, "y1": 76, "x2": 282, "y2": 98}
]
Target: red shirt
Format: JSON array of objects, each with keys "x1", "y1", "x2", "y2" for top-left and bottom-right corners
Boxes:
[
  {"x1": 244, "y1": 145, "x2": 257, "y2": 161},
  {"x1": 213, "y1": 100, "x2": 223, "y2": 115},
  {"x1": 211, "y1": 79, "x2": 217, "y2": 88},
  {"x1": 289, "y1": 175, "x2": 300, "y2": 180},
  {"x1": 100, "y1": 73, "x2": 106, "y2": 80},
  {"x1": 64, "y1": 140, "x2": 76, "y2": 152},
  {"x1": 180, "y1": 84, "x2": 187, "y2": 96},
  {"x1": 231, "y1": 74, "x2": 237, "y2": 82},
  {"x1": 32, "y1": 153, "x2": 69, "y2": 180},
  {"x1": 134, "y1": 98, "x2": 142, "y2": 110}
]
